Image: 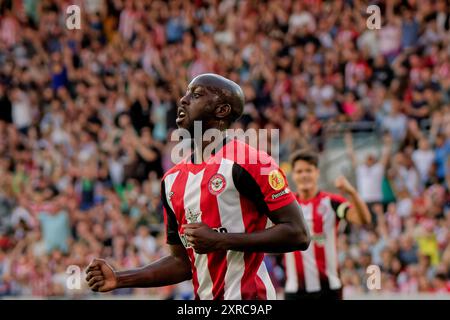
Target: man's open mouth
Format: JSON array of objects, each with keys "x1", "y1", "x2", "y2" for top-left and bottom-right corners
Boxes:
[{"x1": 176, "y1": 108, "x2": 187, "y2": 123}]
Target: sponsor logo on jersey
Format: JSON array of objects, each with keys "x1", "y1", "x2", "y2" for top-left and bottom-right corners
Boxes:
[
  {"x1": 179, "y1": 226, "x2": 228, "y2": 249},
  {"x1": 212, "y1": 227, "x2": 228, "y2": 233},
  {"x1": 311, "y1": 233, "x2": 326, "y2": 246},
  {"x1": 271, "y1": 188, "x2": 290, "y2": 199}
]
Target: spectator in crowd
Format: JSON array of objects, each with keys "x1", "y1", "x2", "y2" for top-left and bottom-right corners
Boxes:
[{"x1": 345, "y1": 132, "x2": 392, "y2": 210}]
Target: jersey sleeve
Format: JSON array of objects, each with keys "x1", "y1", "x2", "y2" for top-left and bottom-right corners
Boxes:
[
  {"x1": 161, "y1": 180, "x2": 182, "y2": 245},
  {"x1": 329, "y1": 193, "x2": 351, "y2": 220},
  {"x1": 232, "y1": 150, "x2": 296, "y2": 213}
]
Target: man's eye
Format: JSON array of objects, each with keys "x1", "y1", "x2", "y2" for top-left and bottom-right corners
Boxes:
[{"x1": 193, "y1": 93, "x2": 201, "y2": 98}]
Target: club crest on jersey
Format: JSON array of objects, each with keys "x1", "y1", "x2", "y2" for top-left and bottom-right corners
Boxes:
[
  {"x1": 208, "y1": 173, "x2": 226, "y2": 195},
  {"x1": 185, "y1": 208, "x2": 202, "y2": 224},
  {"x1": 268, "y1": 169, "x2": 285, "y2": 191}
]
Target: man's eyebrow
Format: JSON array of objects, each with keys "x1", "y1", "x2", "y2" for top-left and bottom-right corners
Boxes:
[
  {"x1": 186, "y1": 86, "x2": 207, "y2": 95},
  {"x1": 192, "y1": 86, "x2": 206, "y2": 92}
]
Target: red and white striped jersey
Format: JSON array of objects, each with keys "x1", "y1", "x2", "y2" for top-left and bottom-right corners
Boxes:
[
  {"x1": 284, "y1": 192, "x2": 350, "y2": 294},
  {"x1": 161, "y1": 137, "x2": 296, "y2": 300}
]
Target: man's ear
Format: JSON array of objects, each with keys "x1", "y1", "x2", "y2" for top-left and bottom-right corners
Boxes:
[{"x1": 215, "y1": 103, "x2": 232, "y2": 119}]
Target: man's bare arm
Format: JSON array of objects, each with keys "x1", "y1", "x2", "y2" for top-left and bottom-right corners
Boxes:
[
  {"x1": 86, "y1": 244, "x2": 192, "y2": 292},
  {"x1": 184, "y1": 201, "x2": 311, "y2": 254}
]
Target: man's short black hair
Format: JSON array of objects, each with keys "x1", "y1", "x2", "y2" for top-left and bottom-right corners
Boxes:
[{"x1": 290, "y1": 149, "x2": 319, "y2": 168}]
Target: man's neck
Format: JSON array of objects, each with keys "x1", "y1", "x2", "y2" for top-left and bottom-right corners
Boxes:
[
  {"x1": 297, "y1": 187, "x2": 319, "y2": 201},
  {"x1": 192, "y1": 130, "x2": 227, "y2": 163}
]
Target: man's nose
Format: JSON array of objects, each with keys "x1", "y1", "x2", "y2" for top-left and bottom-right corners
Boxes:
[{"x1": 179, "y1": 95, "x2": 189, "y2": 106}]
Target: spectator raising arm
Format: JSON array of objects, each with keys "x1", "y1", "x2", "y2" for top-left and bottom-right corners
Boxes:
[
  {"x1": 380, "y1": 133, "x2": 393, "y2": 168},
  {"x1": 345, "y1": 132, "x2": 358, "y2": 169}
]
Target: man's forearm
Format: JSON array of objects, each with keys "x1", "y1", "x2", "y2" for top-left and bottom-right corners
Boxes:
[
  {"x1": 217, "y1": 223, "x2": 310, "y2": 253},
  {"x1": 348, "y1": 190, "x2": 372, "y2": 225},
  {"x1": 116, "y1": 256, "x2": 192, "y2": 289},
  {"x1": 184, "y1": 202, "x2": 310, "y2": 254}
]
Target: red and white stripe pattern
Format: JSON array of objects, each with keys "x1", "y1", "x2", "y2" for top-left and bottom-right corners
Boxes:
[
  {"x1": 162, "y1": 139, "x2": 295, "y2": 300},
  {"x1": 284, "y1": 192, "x2": 348, "y2": 293}
]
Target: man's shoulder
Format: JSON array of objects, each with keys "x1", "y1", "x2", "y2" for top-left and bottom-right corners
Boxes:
[
  {"x1": 222, "y1": 139, "x2": 275, "y2": 168},
  {"x1": 319, "y1": 191, "x2": 347, "y2": 203},
  {"x1": 161, "y1": 162, "x2": 185, "y2": 182}
]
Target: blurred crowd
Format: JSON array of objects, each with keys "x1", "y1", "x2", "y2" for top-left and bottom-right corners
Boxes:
[{"x1": 0, "y1": 0, "x2": 449, "y2": 298}]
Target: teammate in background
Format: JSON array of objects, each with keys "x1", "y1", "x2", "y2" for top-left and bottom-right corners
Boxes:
[
  {"x1": 86, "y1": 73, "x2": 310, "y2": 300},
  {"x1": 284, "y1": 149, "x2": 371, "y2": 300}
]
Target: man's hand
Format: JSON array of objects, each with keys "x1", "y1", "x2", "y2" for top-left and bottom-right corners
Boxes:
[
  {"x1": 334, "y1": 175, "x2": 356, "y2": 195},
  {"x1": 335, "y1": 175, "x2": 372, "y2": 226},
  {"x1": 86, "y1": 258, "x2": 118, "y2": 292},
  {"x1": 183, "y1": 223, "x2": 224, "y2": 254}
]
